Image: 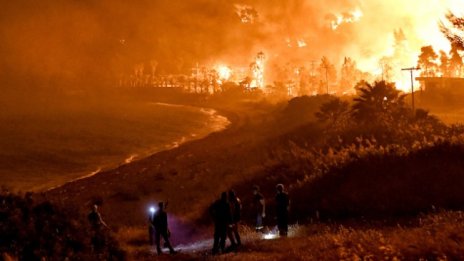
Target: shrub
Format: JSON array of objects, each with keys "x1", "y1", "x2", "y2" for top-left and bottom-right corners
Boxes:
[
  {"x1": 0, "y1": 191, "x2": 125, "y2": 260},
  {"x1": 292, "y1": 142, "x2": 464, "y2": 220}
]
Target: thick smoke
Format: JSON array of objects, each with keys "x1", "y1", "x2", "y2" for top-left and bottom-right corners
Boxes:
[
  {"x1": 1, "y1": 0, "x2": 463, "y2": 94},
  {"x1": 239, "y1": 0, "x2": 464, "y2": 89}
]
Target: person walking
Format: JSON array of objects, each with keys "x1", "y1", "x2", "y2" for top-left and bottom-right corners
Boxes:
[
  {"x1": 210, "y1": 192, "x2": 231, "y2": 255},
  {"x1": 252, "y1": 185, "x2": 265, "y2": 232},
  {"x1": 275, "y1": 184, "x2": 290, "y2": 236},
  {"x1": 151, "y1": 202, "x2": 176, "y2": 255}
]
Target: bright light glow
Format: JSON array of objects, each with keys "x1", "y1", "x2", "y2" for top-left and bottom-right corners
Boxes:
[
  {"x1": 216, "y1": 65, "x2": 232, "y2": 81},
  {"x1": 297, "y1": 39, "x2": 307, "y2": 48},
  {"x1": 330, "y1": 8, "x2": 363, "y2": 30},
  {"x1": 250, "y1": 52, "x2": 265, "y2": 89},
  {"x1": 149, "y1": 206, "x2": 156, "y2": 213},
  {"x1": 263, "y1": 233, "x2": 278, "y2": 240}
]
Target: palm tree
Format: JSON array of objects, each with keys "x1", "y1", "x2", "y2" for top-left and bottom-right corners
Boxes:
[
  {"x1": 315, "y1": 98, "x2": 350, "y2": 124},
  {"x1": 352, "y1": 81, "x2": 407, "y2": 125}
]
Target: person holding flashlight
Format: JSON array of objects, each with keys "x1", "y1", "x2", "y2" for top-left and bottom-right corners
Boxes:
[
  {"x1": 151, "y1": 202, "x2": 176, "y2": 255},
  {"x1": 148, "y1": 206, "x2": 156, "y2": 246}
]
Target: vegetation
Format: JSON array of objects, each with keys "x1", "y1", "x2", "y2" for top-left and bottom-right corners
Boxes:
[
  {"x1": 0, "y1": 190, "x2": 124, "y2": 260},
  {"x1": 215, "y1": 211, "x2": 464, "y2": 260},
  {"x1": 233, "y1": 80, "x2": 464, "y2": 225},
  {"x1": 441, "y1": 12, "x2": 464, "y2": 51},
  {"x1": 15, "y1": 79, "x2": 464, "y2": 259}
]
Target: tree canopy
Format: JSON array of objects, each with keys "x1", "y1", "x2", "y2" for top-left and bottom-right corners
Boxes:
[{"x1": 352, "y1": 81, "x2": 406, "y2": 125}]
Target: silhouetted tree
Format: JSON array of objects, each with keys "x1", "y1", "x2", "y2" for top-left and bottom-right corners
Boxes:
[
  {"x1": 340, "y1": 57, "x2": 360, "y2": 92},
  {"x1": 441, "y1": 12, "x2": 464, "y2": 50},
  {"x1": 319, "y1": 56, "x2": 337, "y2": 94},
  {"x1": 352, "y1": 81, "x2": 406, "y2": 125},
  {"x1": 449, "y1": 43, "x2": 463, "y2": 77},
  {"x1": 354, "y1": 80, "x2": 369, "y2": 95},
  {"x1": 417, "y1": 45, "x2": 438, "y2": 77},
  {"x1": 315, "y1": 97, "x2": 350, "y2": 131},
  {"x1": 439, "y1": 50, "x2": 450, "y2": 77}
]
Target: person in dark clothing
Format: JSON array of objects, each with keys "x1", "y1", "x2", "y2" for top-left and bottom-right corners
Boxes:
[
  {"x1": 253, "y1": 185, "x2": 265, "y2": 232},
  {"x1": 210, "y1": 192, "x2": 232, "y2": 255},
  {"x1": 275, "y1": 184, "x2": 290, "y2": 236},
  {"x1": 88, "y1": 204, "x2": 108, "y2": 252},
  {"x1": 151, "y1": 202, "x2": 176, "y2": 255},
  {"x1": 88, "y1": 204, "x2": 108, "y2": 230},
  {"x1": 227, "y1": 190, "x2": 242, "y2": 248}
]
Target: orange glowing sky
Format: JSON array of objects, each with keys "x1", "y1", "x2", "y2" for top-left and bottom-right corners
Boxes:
[{"x1": 1, "y1": 0, "x2": 464, "y2": 93}]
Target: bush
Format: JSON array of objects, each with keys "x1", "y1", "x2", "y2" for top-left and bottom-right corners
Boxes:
[
  {"x1": 0, "y1": 191, "x2": 125, "y2": 260},
  {"x1": 292, "y1": 142, "x2": 464, "y2": 220}
]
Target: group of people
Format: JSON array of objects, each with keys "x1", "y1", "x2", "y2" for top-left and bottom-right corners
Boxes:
[
  {"x1": 209, "y1": 190, "x2": 242, "y2": 255},
  {"x1": 123, "y1": 183, "x2": 290, "y2": 255},
  {"x1": 209, "y1": 184, "x2": 290, "y2": 255},
  {"x1": 253, "y1": 184, "x2": 290, "y2": 236}
]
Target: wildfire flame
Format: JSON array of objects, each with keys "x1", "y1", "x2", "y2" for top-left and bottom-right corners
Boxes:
[
  {"x1": 235, "y1": 4, "x2": 258, "y2": 24},
  {"x1": 216, "y1": 65, "x2": 232, "y2": 81},
  {"x1": 329, "y1": 9, "x2": 363, "y2": 30},
  {"x1": 297, "y1": 39, "x2": 307, "y2": 48}
]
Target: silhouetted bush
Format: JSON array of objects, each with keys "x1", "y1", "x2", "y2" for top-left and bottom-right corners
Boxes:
[
  {"x1": 232, "y1": 89, "x2": 464, "y2": 225},
  {"x1": 292, "y1": 142, "x2": 464, "y2": 220},
  {"x1": 0, "y1": 191, "x2": 125, "y2": 260}
]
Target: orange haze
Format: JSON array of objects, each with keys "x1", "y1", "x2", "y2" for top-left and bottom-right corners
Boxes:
[{"x1": 1, "y1": 0, "x2": 464, "y2": 93}]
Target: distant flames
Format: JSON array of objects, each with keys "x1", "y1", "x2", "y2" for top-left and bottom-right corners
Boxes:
[
  {"x1": 216, "y1": 65, "x2": 232, "y2": 82},
  {"x1": 328, "y1": 9, "x2": 363, "y2": 30},
  {"x1": 122, "y1": 1, "x2": 464, "y2": 95}
]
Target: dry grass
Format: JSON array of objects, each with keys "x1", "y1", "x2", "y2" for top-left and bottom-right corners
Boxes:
[
  {"x1": 210, "y1": 211, "x2": 464, "y2": 261},
  {"x1": 112, "y1": 212, "x2": 464, "y2": 260}
]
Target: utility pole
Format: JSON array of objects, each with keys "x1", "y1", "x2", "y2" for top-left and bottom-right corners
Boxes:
[{"x1": 401, "y1": 66, "x2": 420, "y2": 112}]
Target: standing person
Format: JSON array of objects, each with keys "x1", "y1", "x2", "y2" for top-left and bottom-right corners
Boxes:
[
  {"x1": 228, "y1": 190, "x2": 242, "y2": 248},
  {"x1": 88, "y1": 204, "x2": 108, "y2": 252},
  {"x1": 151, "y1": 202, "x2": 176, "y2": 255},
  {"x1": 275, "y1": 184, "x2": 290, "y2": 236},
  {"x1": 210, "y1": 192, "x2": 231, "y2": 255},
  {"x1": 88, "y1": 204, "x2": 108, "y2": 229},
  {"x1": 252, "y1": 185, "x2": 265, "y2": 232}
]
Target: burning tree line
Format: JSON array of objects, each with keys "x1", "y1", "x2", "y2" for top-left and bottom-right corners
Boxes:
[
  {"x1": 417, "y1": 44, "x2": 463, "y2": 78},
  {"x1": 415, "y1": 11, "x2": 464, "y2": 78},
  {"x1": 118, "y1": 53, "x2": 370, "y2": 97},
  {"x1": 118, "y1": 11, "x2": 464, "y2": 97}
]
